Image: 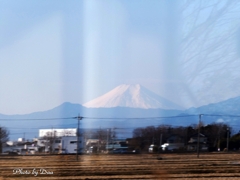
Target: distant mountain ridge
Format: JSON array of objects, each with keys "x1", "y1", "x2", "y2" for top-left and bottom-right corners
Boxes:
[
  {"x1": 185, "y1": 96, "x2": 240, "y2": 115},
  {"x1": 83, "y1": 84, "x2": 182, "y2": 110},
  {"x1": 0, "y1": 102, "x2": 182, "y2": 140},
  {"x1": 2, "y1": 89, "x2": 240, "y2": 140}
]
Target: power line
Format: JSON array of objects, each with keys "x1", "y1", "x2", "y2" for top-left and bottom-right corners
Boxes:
[
  {"x1": 83, "y1": 115, "x2": 197, "y2": 120},
  {"x1": 1, "y1": 114, "x2": 240, "y2": 122},
  {"x1": 0, "y1": 117, "x2": 76, "y2": 121},
  {"x1": 0, "y1": 115, "x2": 197, "y2": 121}
]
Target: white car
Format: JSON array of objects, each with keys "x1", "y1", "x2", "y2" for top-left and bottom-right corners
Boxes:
[
  {"x1": 161, "y1": 143, "x2": 184, "y2": 151},
  {"x1": 149, "y1": 144, "x2": 157, "y2": 153}
]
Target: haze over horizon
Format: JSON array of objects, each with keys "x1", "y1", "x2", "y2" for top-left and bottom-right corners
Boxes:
[{"x1": 1, "y1": 1, "x2": 240, "y2": 115}]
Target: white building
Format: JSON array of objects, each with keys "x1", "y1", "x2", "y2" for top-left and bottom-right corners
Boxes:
[
  {"x1": 39, "y1": 128, "x2": 77, "y2": 137},
  {"x1": 2, "y1": 128, "x2": 85, "y2": 155},
  {"x1": 48, "y1": 136, "x2": 85, "y2": 154},
  {"x1": 38, "y1": 129, "x2": 84, "y2": 154}
]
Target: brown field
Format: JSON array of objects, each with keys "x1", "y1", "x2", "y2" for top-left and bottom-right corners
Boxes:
[{"x1": 1, "y1": 153, "x2": 240, "y2": 180}]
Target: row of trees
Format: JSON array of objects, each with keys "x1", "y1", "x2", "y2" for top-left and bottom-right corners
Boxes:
[
  {"x1": 130, "y1": 123, "x2": 235, "y2": 151},
  {"x1": 77, "y1": 123, "x2": 239, "y2": 152},
  {"x1": 79, "y1": 123, "x2": 238, "y2": 152},
  {"x1": 83, "y1": 128, "x2": 117, "y2": 152},
  {"x1": 2, "y1": 122, "x2": 240, "y2": 153}
]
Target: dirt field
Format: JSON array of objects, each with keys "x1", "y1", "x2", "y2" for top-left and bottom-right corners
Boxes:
[{"x1": 1, "y1": 152, "x2": 240, "y2": 179}]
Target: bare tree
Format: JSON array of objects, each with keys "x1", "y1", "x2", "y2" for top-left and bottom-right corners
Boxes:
[
  {"x1": 132, "y1": 125, "x2": 172, "y2": 150},
  {"x1": 0, "y1": 126, "x2": 9, "y2": 153},
  {"x1": 42, "y1": 131, "x2": 57, "y2": 153},
  {"x1": 84, "y1": 128, "x2": 117, "y2": 152},
  {"x1": 165, "y1": 0, "x2": 240, "y2": 107}
]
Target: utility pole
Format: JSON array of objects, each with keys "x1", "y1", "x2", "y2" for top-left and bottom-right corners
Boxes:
[
  {"x1": 53, "y1": 130, "x2": 56, "y2": 154},
  {"x1": 76, "y1": 115, "x2": 82, "y2": 161},
  {"x1": 160, "y1": 134, "x2": 162, "y2": 147},
  {"x1": 226, "y1": 128, "x2": 229, "y2": 152},
  {"x1": 106, "y1": 129, "x2": 109, "y2": 153},
  {"x1": 158, "y1": 133, "x2": 162, "y2": 153},
  {"x1": 112, "y1": 128, "x2": 115, "y2": 149},
  {"x1": 51, "y1": 127, "x2": 54, "y2": 154},
  {"x1": 112, "y1": 127, "x2": 117, "y2": 150},
  {"x1": 197, "y1": 114, "x2": 202, "y2": 158},
  {"x1": 98, "y1": 129, "x2": 100, "y2": 153}
]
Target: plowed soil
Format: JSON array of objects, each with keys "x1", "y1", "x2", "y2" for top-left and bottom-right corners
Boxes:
[{"x1": 1, "y1": 153, "x2": 240, "y2": 179}]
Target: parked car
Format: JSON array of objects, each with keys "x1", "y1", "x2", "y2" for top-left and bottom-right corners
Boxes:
[
  {"x1": 149, "y1": 144, "x2": 158, "y2": 153},
  {"x1": 161, "y1": 143, "x2": 184, "y2": 151}
]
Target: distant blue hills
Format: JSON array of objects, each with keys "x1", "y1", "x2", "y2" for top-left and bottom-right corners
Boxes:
[
  {"x1": 1, "y1": 96, "x2": 240, "y2": 140},
  {"x1": 185, "y1": 96, "x2": 240, "y2": 115}
]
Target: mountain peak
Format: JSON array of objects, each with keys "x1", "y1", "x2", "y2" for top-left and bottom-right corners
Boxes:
[{"x1": 83, "y1": 84, "x2": 182, "y2": 110}]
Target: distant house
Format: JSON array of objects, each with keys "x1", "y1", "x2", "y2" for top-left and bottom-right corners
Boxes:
[
  {"x1": 106, "y1": 139, "x2": 128, "y2": 150},
  {"x1": 2, "y1": 136, "x2": 85, "y2": 155},
  {"x1": 187, "y1": 133, "x2": 208, "y2": 151},
  {"x1": 85, "y1": 138, "x2": 129, "y2": 153},
  {"x1": 161, "y1": 135, "x2": 185, "y2": 151},
  {"x1": 85, "y1": 139, "x2": 99, "y2": 153},
  {"x1": 2, "y1": 138, "x2": 38, "y2": 155},
  {"x1": 2, "y1": 128, "x2": 85, "y2": 155}
]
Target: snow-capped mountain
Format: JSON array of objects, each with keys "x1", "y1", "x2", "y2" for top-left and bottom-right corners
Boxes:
[{"x1": 83, "y1": 84, "x2": 182, "y2": 110}]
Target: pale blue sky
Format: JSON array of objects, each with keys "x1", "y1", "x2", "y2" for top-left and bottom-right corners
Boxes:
[{"x1": 1, "y1": 0, "x2": 240, "y2": 114}]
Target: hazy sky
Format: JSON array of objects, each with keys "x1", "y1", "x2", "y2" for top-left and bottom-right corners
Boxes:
[{"x1": 1, "y1": 0, "x2": 240, "y2": 115}]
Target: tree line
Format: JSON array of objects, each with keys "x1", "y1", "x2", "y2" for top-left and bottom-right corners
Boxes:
[
  {"x1": 1, "y1": 122, "x2": 240, "y2": 153},
  {"x1": 129, "y1": 122, "x2": 240, "y2": 152}
]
